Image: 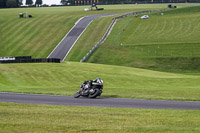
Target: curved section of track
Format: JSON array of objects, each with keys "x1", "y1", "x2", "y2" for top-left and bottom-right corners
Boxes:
[{"x1": 0, "y1": 93, "x2": 200, "y2": 110}]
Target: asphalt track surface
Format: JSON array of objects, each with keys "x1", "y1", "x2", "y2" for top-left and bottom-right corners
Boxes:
[
  {"x1": 0, "y1": 93, "x2": 200, "y2": 110},
  {"x1": 47, "y1": 14, "x2": 116, "y2": 61}
]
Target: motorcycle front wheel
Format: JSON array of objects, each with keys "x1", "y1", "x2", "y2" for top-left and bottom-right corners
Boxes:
[
  {"x1": 88, "y1": 89, "x2": 100, "y2": 98},
  {"x1": 74, "y1": 91, "x2": 81, "y2": 98}
]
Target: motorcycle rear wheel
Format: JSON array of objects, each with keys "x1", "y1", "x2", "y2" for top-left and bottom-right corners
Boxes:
[{"x1": 88, "y1": 89, "x2": 100, "y2": 98}]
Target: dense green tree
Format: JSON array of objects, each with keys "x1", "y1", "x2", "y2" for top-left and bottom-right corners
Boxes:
[
  {"x1": 68, "y1": 0, "x2": 139, "y2": 5},
  {"x1": 26, "y1": 0, "x2": 33, "y2": 5},
  {"x1": 0, "y1": 0, "x2": 22, "y2": 8},
  {"x1": 35, "y1": 0, "x2": 42, "y2": 6},
  {"x1": 6, "y1": 0, "x2": 17, "y2": 7},
  {"x1": 16, "y1": 0, "x2": 23, "y2": 6},
  {"x1": 61, "y1": 0, "x2": 74, "y2": 5},
  {"x1": 0, "y1": 0, "x2": 7, "y2": 8},
  {"x1": 60, "y1": 0, "x2": 67, "y2": 5}
]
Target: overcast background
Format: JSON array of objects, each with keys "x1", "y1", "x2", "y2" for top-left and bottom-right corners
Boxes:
[{"x1": 23, "y1": 0, "x2": 61, "y2": 5}]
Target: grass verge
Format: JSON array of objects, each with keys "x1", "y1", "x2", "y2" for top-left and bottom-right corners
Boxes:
[
  {"x1": 0, "y1": 102, "x2": 200, "y2": 133},
  {"x1": 0, "y1": 62, "x2": 200, "y2": 101}
]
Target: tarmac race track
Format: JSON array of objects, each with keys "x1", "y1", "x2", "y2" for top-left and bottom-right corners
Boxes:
[
  {"x1": 47, "y1": 14, "x2": 116, "y2": 61},
  {"x1": 0, "y1": 93, "x2": 200, "y2": 110}
]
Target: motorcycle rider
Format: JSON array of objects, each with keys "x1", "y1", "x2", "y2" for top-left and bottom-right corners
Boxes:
[
  {"x1": 81, "y1": 78, "x2": 102, "y2": 92},
  {"x1": 74, "y1": 78, "x2": 103, "y2": 98}
]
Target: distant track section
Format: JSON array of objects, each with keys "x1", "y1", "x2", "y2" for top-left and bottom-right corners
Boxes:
[
  {"x1": 0, "y1": 93, "x2": 200, "y2": 110},
  {"x1": 47, "y1": 14, "x2": 116, "y2": 61}
]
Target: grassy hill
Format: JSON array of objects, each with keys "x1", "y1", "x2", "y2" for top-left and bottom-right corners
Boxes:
[
  {"x1": 83, "y1": 6, "x2": 200, "y2": 73},
  {"x1": 0, "y1": 62, "x2": 200, "y2": 101},
  {"x1": 66, "y1": 4, "x2": 191, "y2": 62},
  {"x1": 0, "y1": 4, "x2": 168, "y2": 58},
  {"x1": 0, "y1": 7, "x2": 78, "y2": 58}
]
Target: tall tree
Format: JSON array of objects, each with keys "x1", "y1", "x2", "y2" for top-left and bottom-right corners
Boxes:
[
  {"x1": 26, "y1": 0, "x2": 33, "y2": 5},
  {"x1": 0, "y1": 0, "x2": 7, "y2": 8},
  {"x1": 6, "y1": 0, "x2": 17, "y2": 7},
  {"x1": 35, "y1": 0, "x2": 42, "y2": 6},
  {"x1": 60, "y1": 0, "x2": 67, "y2": 5},
  {"x1": 16, "y1": 0, "x2": 23, "y2": 6}
]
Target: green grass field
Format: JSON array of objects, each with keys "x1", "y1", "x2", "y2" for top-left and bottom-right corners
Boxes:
[
  {"x1": 1, "y1": 102, "x2": 200, "y2": 133},
  {"x1": 0, "y1": 62, "x2": 200, "y2": 101},
  {"x1": 78, "y1": 6, "x2": 200, "y2": 73}
]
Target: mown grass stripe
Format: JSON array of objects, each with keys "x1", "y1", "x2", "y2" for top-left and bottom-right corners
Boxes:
[
  {"x1": 180, "y1": 17, "x2": 196, "y2": 38},
  {"x1": 2, "y1": 20, "x2": 33, "y2": 46},
  {"x1": 7, "y1": 15, "x2": 54, "y2": 56},
  {"x1": 30, "y1": 15, "x2": 68, "y2": 58},
  {"x1": 3, "y1": 18, "x2": 36, "y2": 42},
  {"x1": 1, "y1": 18, "x2": 21, "y2": 33},
  {"x1": 2, "y1": 19, "x2": 38, "y2": 55},
  {"x1": 156, "y1": 20, "x2": 168, "y2": 39},
  {"x1": 161, "y1": 19, "x2": 174, "y2": 40}
]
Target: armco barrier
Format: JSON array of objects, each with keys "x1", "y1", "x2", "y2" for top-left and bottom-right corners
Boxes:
[
  {"x1": 80, "y1": 18, "x2": 116, "y2": 62},
  {"x1": 0, "y1": 56, "x2": 60, "y2": 64},
  {"x1": 80, "y1": 9, "x2": 168, "y2": 62}
]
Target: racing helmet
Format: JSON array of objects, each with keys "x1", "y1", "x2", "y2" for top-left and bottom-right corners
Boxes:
[{"x1": 96, "y1": 78, "x2": 103, "y2": 84}]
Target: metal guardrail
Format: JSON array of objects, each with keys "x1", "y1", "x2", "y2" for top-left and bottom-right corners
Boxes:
[
  {"x1": 80, "y1": 9, "x2": 168, "y2": 62},
  {"x1": 80, "y1": 18, "x2": 116, "y2": 62}
]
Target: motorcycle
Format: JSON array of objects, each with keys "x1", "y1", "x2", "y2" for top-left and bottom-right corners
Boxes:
[{"x1": 74, "y1": 78, "x2": 103, "y2": 98}]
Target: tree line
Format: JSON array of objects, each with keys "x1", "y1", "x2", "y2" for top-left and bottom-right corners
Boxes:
[
  {"x1": 60, "y1": 0, "x2": 198, "y2": 5},
  {"x1": 0, "y1": 0, "x2": 43, "y2": 8},
  {"x1": 1, "y1": 0, "x2": 197, "y2": 8},
  {"x1": 60, "y1": 0, "x2": 145, "y2": 5},
  {"x1": 59, "y1": 0, "x2": 189, "y2": 5}
]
